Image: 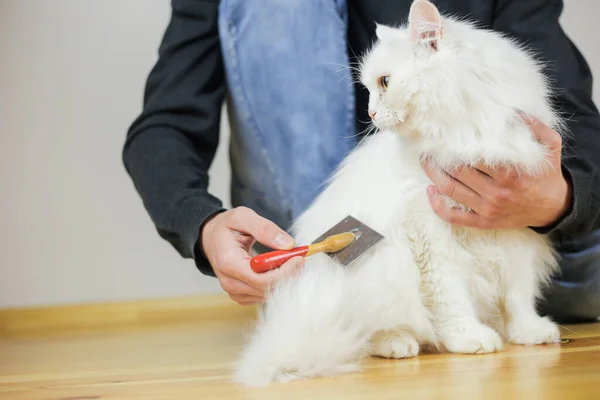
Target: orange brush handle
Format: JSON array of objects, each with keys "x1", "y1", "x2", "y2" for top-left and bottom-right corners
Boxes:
[{"x1": 250, "y1": 246, "x2": 309, "y2": 273}]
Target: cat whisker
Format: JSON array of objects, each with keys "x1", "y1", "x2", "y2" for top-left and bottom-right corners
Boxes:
[
  {"x1": 338, "y1": 122, "x2": 377, "y2": 140},
  {"x1": 357, "y1": 116, "x2": 374, "y2": 126},
  {"x1": 355, "y1": 125, "x2": 378, "y2": 147},
  {"x1": 321, "y1": 62, "x2": 363, "y2": 75}
]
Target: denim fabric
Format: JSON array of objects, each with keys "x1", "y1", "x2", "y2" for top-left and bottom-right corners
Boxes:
[
  {"x1": 540, "y1": 231, "x2": 600, "y2": 322},
  {"x1": 217, "y1": 0, "x2": 599, "y2": 321},
  {"x1": 218, "y1": 0, "x2": 357, "y2": 231}
]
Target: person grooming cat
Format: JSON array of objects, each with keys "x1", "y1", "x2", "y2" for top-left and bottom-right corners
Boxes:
[
  {"x1": 233, "y1": 0, "x2": 565, "y2": 385},
  {"x1": 124, "y1": 0, "x2": 600, "y2": 327}
]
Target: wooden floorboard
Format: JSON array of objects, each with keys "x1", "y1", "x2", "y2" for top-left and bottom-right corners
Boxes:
[{"x1": 1, "y1": 296, "x2": 599, "y2": 399}]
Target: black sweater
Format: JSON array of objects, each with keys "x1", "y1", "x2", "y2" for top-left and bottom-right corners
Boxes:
[{"x1": 123, "y1": 0, "x2": 600, "y2": 277}]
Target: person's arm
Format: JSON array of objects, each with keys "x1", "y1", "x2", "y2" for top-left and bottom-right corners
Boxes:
[
  {"x1": 123, "y1": 0, "x2": 225, "y2": 276},
  {"x1": 123, "y1": 0, "x2": 304, "y2": 301},
  {"x1": 492, "y1": 0, "x2": 600, "y2": 236}
]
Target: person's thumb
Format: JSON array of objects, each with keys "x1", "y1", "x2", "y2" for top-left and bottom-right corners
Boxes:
[{"x1": 227, "y1": 206, "x2": 295, "y2": 250}]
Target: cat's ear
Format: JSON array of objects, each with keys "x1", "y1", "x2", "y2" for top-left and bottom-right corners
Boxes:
[
  {"x1": 408, "y1": 0, "x2": 444, "y2": 52},
  {"x1": 375, "y1": 23, "x2": 400, "y2": 44}
]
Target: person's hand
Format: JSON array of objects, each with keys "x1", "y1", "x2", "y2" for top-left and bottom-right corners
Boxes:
[
  {"x1": 423, "y1": 115, "x2": 572, "y2": 230},
  {"x1": 200, "y1": 207, "x2": 305, "y2": 305}
]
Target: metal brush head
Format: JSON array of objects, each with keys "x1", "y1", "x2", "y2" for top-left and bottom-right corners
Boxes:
[{"x1": 311, "y1": 215, "x2": 384, "y2": 267}]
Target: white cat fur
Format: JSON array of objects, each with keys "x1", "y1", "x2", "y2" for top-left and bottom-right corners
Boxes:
[{"x1": 234, "y1": 0, "x2": 562, "y2": 386}]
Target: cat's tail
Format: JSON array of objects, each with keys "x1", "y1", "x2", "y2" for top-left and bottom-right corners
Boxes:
[
  {"x1": 232, "y1": 264, "x2": 378, "y2": 386},
  {"x1": 232, "y1": 256, "x2": 436, "y2": 386}
]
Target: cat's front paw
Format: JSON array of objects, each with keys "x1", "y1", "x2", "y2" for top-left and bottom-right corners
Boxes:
[
  {"x1": 508, "y1": 316, "x2": 560, "y2": 345},
  {"x1": 369, "y1": 330, "x2": 419, "y2": 359},
  {"x1": 440, "y1": 322, "x2": 503, "y2": 354}
]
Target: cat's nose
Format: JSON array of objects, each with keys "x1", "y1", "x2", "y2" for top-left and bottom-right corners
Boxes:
[{"x1": 369, "y1": 110, "x2": 377, "y2": 120}]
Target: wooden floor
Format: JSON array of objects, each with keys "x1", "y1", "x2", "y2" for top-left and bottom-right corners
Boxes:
[{"x1": 1, "y1": 297, "x2": 599, "y2": 400}]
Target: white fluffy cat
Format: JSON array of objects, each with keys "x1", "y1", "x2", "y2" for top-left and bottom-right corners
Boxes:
[{"x1": 234, "y1": 0, "x2": 562, "y2": 386}]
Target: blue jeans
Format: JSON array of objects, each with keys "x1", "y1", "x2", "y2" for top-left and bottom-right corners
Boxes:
[
  {"x1": 539, "y1": 231, "x2": 600, "y2": 322},
  {"x1": 217, "y1": 0, "x2": 600, "y2": 322},
  {"x1": 218, "y1": 0, "x2": 356, "y2": 231}
]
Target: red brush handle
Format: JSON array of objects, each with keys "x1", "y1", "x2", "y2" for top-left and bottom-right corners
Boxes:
[{"x1": 250, "y1": 246, "x2": 309, "y2": 273}]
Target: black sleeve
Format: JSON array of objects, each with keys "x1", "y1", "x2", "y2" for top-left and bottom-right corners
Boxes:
[
  {"x1": 492, "y1": 0, "x2": 600, "y2": 238},
  {"x1": 122, "y1": 0, "x2": 224, "y2": 277}
]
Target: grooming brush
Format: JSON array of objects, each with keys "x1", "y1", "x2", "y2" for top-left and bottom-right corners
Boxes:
[
  {"x1": 250, "y1": 231, "x2": 358, "y2": 273},
  {"x1": 249, "y1": 216, "x2": 384, "y2": 273}
]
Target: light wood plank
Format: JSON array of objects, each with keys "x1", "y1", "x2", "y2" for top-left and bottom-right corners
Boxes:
[
  {"x1": 0, "y1": 295, "x2": 256, "y2": 336},
  {"x1": 1, "y1": 296, "x2": 599, "y2": 399}
]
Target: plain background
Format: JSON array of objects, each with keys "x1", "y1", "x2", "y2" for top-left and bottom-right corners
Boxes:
[{"x1": 1, "y1": 1, "x2": 599, "y2": 308}]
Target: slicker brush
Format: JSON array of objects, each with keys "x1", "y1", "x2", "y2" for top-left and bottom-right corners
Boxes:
[{"x1": 249, "y1": 231, "x2": 358, "y2": 273}]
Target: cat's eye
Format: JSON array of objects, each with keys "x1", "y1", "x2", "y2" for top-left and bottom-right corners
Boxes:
[{"x1": 379, "y1": 76, "x2": 390, "y2": 90}]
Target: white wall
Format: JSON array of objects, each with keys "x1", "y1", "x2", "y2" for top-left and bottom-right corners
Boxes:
[
  {"x1": 0, "y1": 1, "x2": 598, "y2": 308},
  {"x1": 0, "y1": 0, "x2": 226, "y2": 308}
]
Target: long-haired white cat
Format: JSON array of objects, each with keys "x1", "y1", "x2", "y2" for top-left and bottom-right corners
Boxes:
[{"x1": 234, "y1": 0, "x2": 562, "y2": 386}]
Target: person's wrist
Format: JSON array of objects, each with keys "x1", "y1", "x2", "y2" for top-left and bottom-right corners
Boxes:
[
  {"x1": 198, "y1": 210, "x2": 225, "y2": 261},
  {"x1": 533, "y1": 176, "x2": 572, "y2": 228}
]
